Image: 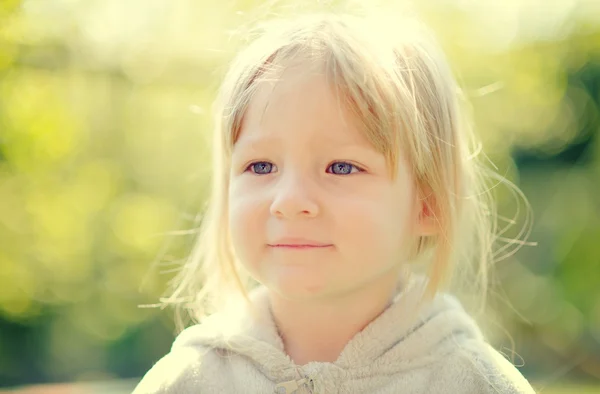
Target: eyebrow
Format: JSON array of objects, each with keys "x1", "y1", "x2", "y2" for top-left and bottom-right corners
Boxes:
[
  {"x1": 233, "y1": 134, "x2": 379, "y2": 154},
  {"x1": 232, "y1": 135, "x2": 280, "y2": 154}
]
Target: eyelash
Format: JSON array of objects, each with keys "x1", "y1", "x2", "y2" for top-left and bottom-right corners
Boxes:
[{"x1": 243, "y1": 161, "x2": 364, "y2": 175}]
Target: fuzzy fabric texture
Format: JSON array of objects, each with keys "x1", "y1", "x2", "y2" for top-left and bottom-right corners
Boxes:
[{"x1": 133, "y1": 275, "x2": 536, "y2": 393}]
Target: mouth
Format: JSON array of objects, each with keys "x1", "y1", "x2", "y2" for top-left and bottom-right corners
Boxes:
[
  {"x1": 268, "y1": 238, "x2": 334, "y2": 249},
  {"x1": 269, "y1": 244, "x2": 333, "y2": 249},
  {"x1": 268, "y1": 237, "x2": 333, "y2": 250}
]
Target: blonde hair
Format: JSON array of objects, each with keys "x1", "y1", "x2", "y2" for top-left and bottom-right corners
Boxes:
[{"x1": 159, "y1": 12, "x2": 532, "y2": 332}]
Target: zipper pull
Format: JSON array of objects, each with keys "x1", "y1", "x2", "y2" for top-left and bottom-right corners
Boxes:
[{"x1": 274, "y1": 378, "x2": 308, "y2": 394}]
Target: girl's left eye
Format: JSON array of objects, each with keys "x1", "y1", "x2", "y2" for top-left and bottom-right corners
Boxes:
[
  {"x1": 245, "y1": 161, "x2": 276, "y2": 175},
  {"x1": 327, "y1": 161, "x2": 361, "y2": 175}
]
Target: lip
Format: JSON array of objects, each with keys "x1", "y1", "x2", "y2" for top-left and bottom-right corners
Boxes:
[{"x1": 268, "y1": 237, "x2": 333, "y2": 248}]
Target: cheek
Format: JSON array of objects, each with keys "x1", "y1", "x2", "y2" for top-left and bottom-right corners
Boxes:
[
  {"x1": 336, "y1": 191, "x2": 414, "y2": 259},
  {"x1": 228, "y1": 191, "x2": 267, "y2": 260},
  {"x1": 345, "y1": 208, "x2": 405, "y2": 248}
]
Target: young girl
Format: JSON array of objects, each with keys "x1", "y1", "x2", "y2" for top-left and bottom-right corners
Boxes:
[{"x1": 134, "y1": 11, "x2": 536, "y2": 394}]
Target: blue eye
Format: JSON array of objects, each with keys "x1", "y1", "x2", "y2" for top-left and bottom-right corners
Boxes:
[
  {"x1": 327, "y1": 162, "x2": 360, "y2": 175},
  {"x1": 245, "y1": 161, "x2": 361, "y2": 175},
  {"x1": 247, "y1": 161, "x2": 275, "y2": 174}
]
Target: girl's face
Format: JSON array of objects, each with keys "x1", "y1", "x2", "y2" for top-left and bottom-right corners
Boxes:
[{"x1": 228, "y1": 65, "x2": 423, "y2": 301}]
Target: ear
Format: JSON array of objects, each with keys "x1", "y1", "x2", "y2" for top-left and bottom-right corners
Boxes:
[{"x1": 415, "y1": 188, "x2": 440, "y2": 237}]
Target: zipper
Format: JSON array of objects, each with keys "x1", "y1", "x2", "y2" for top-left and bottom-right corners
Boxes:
[{"x1": 274, "y1": 377, "x2": 314, "y2": 393}]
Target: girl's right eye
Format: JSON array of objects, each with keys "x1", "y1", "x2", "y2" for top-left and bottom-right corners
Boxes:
[{"x1": 245, "y1": 161, "x2": 277, "y2": 175}]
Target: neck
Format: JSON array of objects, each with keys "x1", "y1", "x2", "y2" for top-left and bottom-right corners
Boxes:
[{"x1": 268, "y1": 274, "x2": 400, "y2": 366}]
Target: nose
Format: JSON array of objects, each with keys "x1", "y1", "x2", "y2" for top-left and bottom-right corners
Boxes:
[{"x1": 269, "y1": 172, "x2": 319, "y2": 219}]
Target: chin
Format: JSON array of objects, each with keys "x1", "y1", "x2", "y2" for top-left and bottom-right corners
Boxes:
[{"x1": 264, "y1": 272, "x2": 332, "y2": 301}]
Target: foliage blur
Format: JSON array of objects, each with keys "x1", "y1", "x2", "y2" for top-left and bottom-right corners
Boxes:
[{"x1": 0, "y1": 0, "x2": 599, "y2": 391}]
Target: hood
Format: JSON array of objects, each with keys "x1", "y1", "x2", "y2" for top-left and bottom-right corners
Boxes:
[{"x1": 171, "y1": 274, "x2": 484, "y2": 390}]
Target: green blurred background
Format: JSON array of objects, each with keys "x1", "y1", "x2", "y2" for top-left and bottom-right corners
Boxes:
[{"x1": 0, "y1": 0, "x2": 599, "y2": 393}]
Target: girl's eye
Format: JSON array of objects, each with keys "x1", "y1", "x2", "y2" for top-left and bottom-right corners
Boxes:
[
  {"x1": 244, "y1": 161, "x2": 361, "y2": 175},
  {"x1": 246, "y1": 161, "x2": 276, "y2": 175},
  {"x1": 327, "y1": 161, "x2": 361, "y2": 175}
]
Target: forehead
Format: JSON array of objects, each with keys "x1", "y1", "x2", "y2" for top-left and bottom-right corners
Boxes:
[{"x1": 237, "y1": 62, "x2": 370, "y2": 148}]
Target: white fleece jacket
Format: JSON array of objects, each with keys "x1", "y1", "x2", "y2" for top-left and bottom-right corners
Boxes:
[{"x1": 133, "y1": 275, "x2": 536, "y2": 393}]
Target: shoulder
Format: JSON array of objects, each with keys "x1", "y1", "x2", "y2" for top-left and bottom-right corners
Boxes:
[
  {"x1": 428, "y1": 339, "x2": 537, "y2": 394},
  {"x1": 132, "y1": 345, "x2": 207, "y2": 394},
  {"x1": 131, "y1": 320, "x2": 248, "y2": 394}
]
